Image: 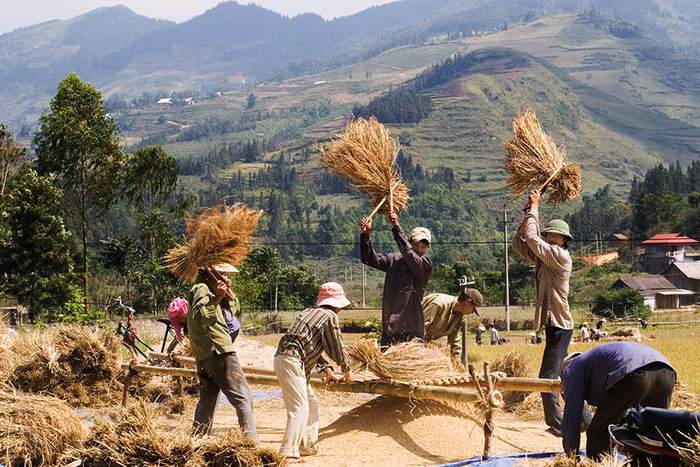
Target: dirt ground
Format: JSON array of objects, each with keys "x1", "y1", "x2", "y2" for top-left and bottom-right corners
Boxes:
[{"x1": 181, "y1": 337, "x2": 568, "y2": 466}]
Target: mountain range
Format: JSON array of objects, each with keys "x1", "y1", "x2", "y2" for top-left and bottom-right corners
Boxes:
[{"x1": 0, "y1": 0, "x2": 698, "y2": 209}]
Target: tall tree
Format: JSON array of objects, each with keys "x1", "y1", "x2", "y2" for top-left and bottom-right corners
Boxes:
[
  {"x1": 34, "y1": 73, "x2": 124, "y2": 313},
  {"x1": 0, "y1": 168, "x2": 76, "y2": 321},
  {"x1": 0, "y1": 123, "x2": 26, "y2": 197}
]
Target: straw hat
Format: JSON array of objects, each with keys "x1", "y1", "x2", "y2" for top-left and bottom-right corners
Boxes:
[
  {"x1": 316, "y1": 282, "x2": 351, "y2": 309},
  {"x1": 212, "y1": 263, "x2": 239, "y2": 273}
]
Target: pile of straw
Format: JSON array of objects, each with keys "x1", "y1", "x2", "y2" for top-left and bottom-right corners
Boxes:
[
  {"x1": 607, "y1": 327, "x2": 641, "y2": 340},
  {"x1": 671, "y1": 380, "x2": 700, "y2": 411},
  {"x1": 322, "y1": 116, "x2": 409, "y2": 215},
  {"x1": 511, "y1": 391, "x2": 544, "y2": 420},
  {"x1": 10, "y1": 325, "x2": 123, "y2": 405},
  {"x1": 192, "y1": 429, "x2": 281, "y2": 466},
  {"x1": 348, "y1": 339, "x2": 459, "y2": 382},
  {"x1": 490, "y1": 350, "x2": 531, "y2": 409},
  {"x1": 673, "y1": 432, "x2": 700, "y2": 467},
  {"x1": 78, "y1": 401, "x2": 281, "y2": 466},
  {"x1": 0, "y1": 384, "x2": 84, "y2": 467},
  {"x1": 79, "y1": 401, "x2": 189, "y2": 466},
  {"x1": 166, "y1": 203, "x2": 262, "y2": 282},
  {"x1": 504, "y1": 108, "x2": 581, "y2": 204}
]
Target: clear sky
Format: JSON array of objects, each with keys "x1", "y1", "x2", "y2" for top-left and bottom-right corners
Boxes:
[{"x1": 0, "y1": 0, "x2": 401, "y2": 35}]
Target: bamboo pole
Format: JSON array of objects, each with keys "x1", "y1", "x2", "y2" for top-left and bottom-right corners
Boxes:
[
  {"x1": 142, "y1": 357, "x2": 563, "y2": 393},
  {"x1": 120, "y1": 363, "x2": 482, "y2": 404}
]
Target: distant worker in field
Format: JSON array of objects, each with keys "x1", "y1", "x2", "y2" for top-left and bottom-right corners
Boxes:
[
  {"x1": 475, "y1": 325, "x2": 486, "y2": 345},
  {"x1": 360, "y1": 211, "x2": 433, "y2": 348},
  {"x1": 423, "y1": 287, "x2": 483, "y2": 359},
  {"x1": 187, "y1": 264, "x2": 258, "y2": 441},
  {"x1": 274, "y1": 282, "x2": 354, "y2": 462},
  {"x1": 560, "y1": 342, "x2": 676, "y2": 460},
  {"x1": 579, "y1": 322, "x2": 590, "y2": 342},
  {"x1": 595, "y1": 317, "x2": 606, "y2": 330},
  {"x1": 513, "y1": 188, "x2": 574, "y2": 437}
]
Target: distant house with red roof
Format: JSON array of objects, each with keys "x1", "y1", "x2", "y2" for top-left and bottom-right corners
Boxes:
[{"x1": 636, "y1": 233, "x2": 698, "y2": 274}]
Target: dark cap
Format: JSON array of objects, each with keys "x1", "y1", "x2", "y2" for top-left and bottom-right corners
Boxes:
[{"x1": 458, "y1": 288, "x2": 483, "y2": 316}]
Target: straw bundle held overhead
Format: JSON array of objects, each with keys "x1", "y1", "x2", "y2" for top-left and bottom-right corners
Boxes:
[
  {"x1": 322, "y1": 116, "x2": 409, "y2": 215},
  {"x1": 0, "y1": 384, "x2": 84, "y2": 467},
  {"x1": 166, "y1": 203, "x2": 262, "y2": 282},
  {"x1": 504, "y1": 108, "x2": 581, "y2": 204}
]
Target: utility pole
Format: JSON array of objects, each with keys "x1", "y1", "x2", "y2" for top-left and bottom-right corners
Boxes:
[
  {"x1": 504, "y1": 207, "x2": 511, "y2": 331},
  {"x1": 274, "y1": 282, "x2": 278, "y2": 313},
  {"x1": 361, "y1": 263, "x2": 366, "y2": 307}
]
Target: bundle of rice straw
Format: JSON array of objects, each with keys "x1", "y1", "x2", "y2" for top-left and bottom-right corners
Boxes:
[
  {"x1": 607, "y1": 327, "x2": 642, "y2": 341},
  {"x1": 78, "y1": 401, "x2": 281, "y2": 467},
  {"x1": 0, "y1": 383, "x2": 84, "y2": 467},
  {"x1": 504, "y1": 108, "x2": 581, "y2": 204},
  {"x1": 490, "y1": 350, "x2": 532, "y2": 409},
  {"x1": 10, "y1": 325, "x2": 123, "y2": 406},
  {"x1": 79, "y1": 401, "x2": 189, "y2": 466},
  {"x1": 322, "y1": 116, "x2": 409, "y2": 216},
  {"x1": 348, "y1": 339, "x2": 459, "y2": 382},
  {"x1": 166, "y1": 203, "x2": 263, "y2": 282},
  {"x1": 673, "y1": 432, "x2": 700, "y2": 467},
  {"x1": 191, "y1": 428, "x2": 281, "y2": 466}
]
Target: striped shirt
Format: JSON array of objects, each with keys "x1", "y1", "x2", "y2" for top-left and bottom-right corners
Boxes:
[
  {"x1": 512, "y1": 207, "x2": 574, "y2": 331},
  {"x1": 275, "y1": 306, "x2": 351, "y2": 379}
]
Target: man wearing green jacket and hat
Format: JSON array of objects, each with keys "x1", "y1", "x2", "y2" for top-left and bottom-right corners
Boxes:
[
  {"x1": 188, "y1": 265, "x2": 258, "y2": 442},
  {"x1": 422, "y1": 287, "x2": 483, "y2": 360},
  {"x1": 513, "y1": 189, "x2": 583, "y2": 437}
]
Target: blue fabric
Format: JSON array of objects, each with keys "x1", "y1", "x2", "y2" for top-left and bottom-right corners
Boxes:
[
  {"x1": 436, "y1": 452, "x2": 562, "y2": 466},
  {"x1": 561, "y1": 342, "x2": 674, "y2": 454},
  {"x1": 436, "y1": 451, "x2": 624, "y2": 466},
  {"x1": 223, "y1": 309, "x2": 240, "y2": 334},
  {"x1": 220, "y1": 390, "x2": 282, "y2": 404}
]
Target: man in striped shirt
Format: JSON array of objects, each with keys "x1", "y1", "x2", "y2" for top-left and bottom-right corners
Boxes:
[
  {"x1": 513, "y1": 189, "x2": 582, "y2": 437},
  {"x1": 274, "y1": 282, "x2": 354, "y2": 461}
]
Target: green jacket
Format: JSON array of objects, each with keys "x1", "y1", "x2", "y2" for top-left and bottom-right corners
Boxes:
[
  {"x1": 422, "y1": 293, "x2": 465, "y2": 359},
  {"x1": 187, "y1": 282, "x2": 235, "y2": 361}
]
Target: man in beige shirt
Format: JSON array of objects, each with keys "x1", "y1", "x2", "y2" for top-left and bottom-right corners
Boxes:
[
  {"x1": 423, "y1": 288, "x2": 483, "y2": 359},
  {"x1": 513, "y1": 189, "x2": 575, "y2": 437}
]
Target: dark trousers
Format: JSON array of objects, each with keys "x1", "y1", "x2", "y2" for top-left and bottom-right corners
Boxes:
[
  {"x1": 586, "y1": 363, "x2": 676, "y2": 460},
  {"x1": 380, "y1": 332, "x2": 423, "y2": 349},
  {"x1": 539, "y1": 326, "x2": 574, "y2": 432},
  {"x1": 194, "y1": 352, "x2": 259, "y2": 442}
]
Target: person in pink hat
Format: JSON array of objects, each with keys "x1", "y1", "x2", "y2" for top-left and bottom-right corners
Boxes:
[{"x1": 274, "y1": 282, "x2": 354, "y2": 462}]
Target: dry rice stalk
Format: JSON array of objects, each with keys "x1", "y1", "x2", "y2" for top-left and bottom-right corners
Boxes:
[
  {"x1": 608, "y1": 327, "x2": 641, "y2": 339},
  {"x1": 0, "y1": 383, "x2": 84, "y2": 467},
  {"x1": 348, "y1": 339, "x2": 460, "y2": 382},
  {"x1": 672, "y1": 380, "x2": 700, "y2": 411},
  {"x1": 10, "y1": 325, "x2": 123, "y2": 406},
  {"x1": 78, "y1": 400, "x2": 189, "y2": 466},
  {"x1": 491, "y1": 350, "x2": 532, "y2": 409},
  {"x1": 545, "y1": 452, "x2": 629, "y2": 466},
  {"x1": 166, "y1": 203, "x2": 262, "y2": 282},
  {"x1": 511, "y1": 391, "x2": 544, "y2": 420},
  {"x1": 504, "y1": 108, "x2": 581, "y2": 204},
  {"x1": 322, "y1": 116, "x2": 409, "y2": 215},
  {"x1": 673, "y1": 431, "x2": 700, "y2": 467},
  {"x1": 190, "y1": 428, "x2": 282, "y2": 467}
]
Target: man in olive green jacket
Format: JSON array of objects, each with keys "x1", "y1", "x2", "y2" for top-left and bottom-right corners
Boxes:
[
  {"x1": 188, "y1": 266, "x2": 258, "y2": 442},
  {"x1": 423, "y1": 288, "x2": 483, "y2": 359}
]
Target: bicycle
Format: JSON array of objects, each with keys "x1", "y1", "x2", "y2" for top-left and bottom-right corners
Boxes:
[{"x1": 114, "y1": 297, "x2": 180, "y2": 359}]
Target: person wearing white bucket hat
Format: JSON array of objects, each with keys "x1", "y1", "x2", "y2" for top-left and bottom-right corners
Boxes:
[
  {"x1": 274, "y1": 282, "x2": 354, "y2": 462},
  {"x1": 360, "y1": 210, "x2": 433, "y2": 348}
]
